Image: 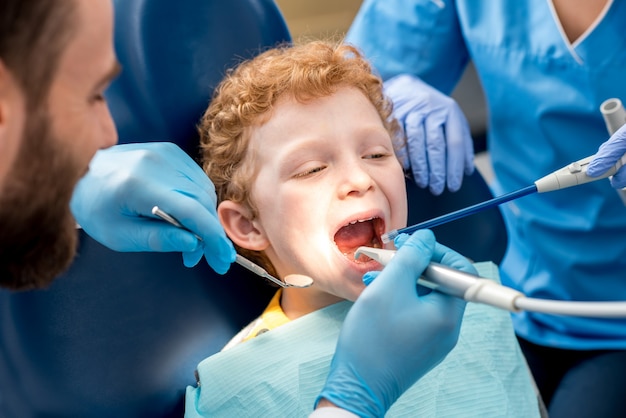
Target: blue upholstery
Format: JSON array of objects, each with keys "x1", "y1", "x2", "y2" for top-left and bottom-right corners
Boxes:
[
  {"x1": 0, "y1": 1, "x2": 505, "y2": 417},
  {"x1": 108, "y1": 0, "x2": 291, "y2": 156}
]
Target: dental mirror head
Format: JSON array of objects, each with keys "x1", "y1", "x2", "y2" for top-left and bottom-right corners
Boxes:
[
  {"x1": 152, "y1": 206, "x2": 314, "y2": 289},
  {"x1": 283, "y1": 273, "x2": 314, "y2": 288}
]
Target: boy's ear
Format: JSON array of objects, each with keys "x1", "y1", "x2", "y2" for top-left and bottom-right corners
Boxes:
[{"x1": 218, "y1": 200, "x2": 269, "y2": 251}]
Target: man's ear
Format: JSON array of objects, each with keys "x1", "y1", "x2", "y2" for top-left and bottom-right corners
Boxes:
[
  {"x1": 0, "y1": 60, "x2": 23, "y2": 135},
  {"x1": 218, "y1": 200, "x2": 269, "y2": 251},
  {"x1": 0, "y1": 60, "x2": 25, "y2": 182},
  {"x1": 0, "y1": 60, "x2": 9, "y2": 131}
]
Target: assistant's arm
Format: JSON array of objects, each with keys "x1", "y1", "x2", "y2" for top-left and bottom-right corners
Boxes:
[{"x1": 70, "y1": 142, "x2": 235, "y2": 274}]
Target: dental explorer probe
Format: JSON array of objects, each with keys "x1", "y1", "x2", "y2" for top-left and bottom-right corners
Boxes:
[
  {"x1": 355, "y1": 247, "x2": 626, "y2": 317},
  {"x1": 381, "y1": 150, "x2": 626, "y2": 244},
  {"x1": 151, "y1": 206, "x2": 313, "y2": 288},
  {"x1": 382, "y1": 98, "x2": 626, "y2": 244}
]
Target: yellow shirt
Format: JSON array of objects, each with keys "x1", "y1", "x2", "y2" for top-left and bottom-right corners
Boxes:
[{"x1": 221, "y1": 289, "x2": 290, "y2": 350}]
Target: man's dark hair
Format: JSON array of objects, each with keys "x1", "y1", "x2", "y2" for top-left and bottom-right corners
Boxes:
[{"x1": 0, "y1": 0, "x2": 77, "y2": 109}]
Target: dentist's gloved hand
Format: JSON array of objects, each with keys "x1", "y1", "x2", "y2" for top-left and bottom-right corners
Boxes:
[
  {"x1": 71, "y1": 142, "x2": 236, "y2": 274},
  {"x1": 315, "y1": 230, "x2": 467, "y2": 417},
  {"x1": 587, "y1": 124, "x2": 626, "y2": 189},
  {"x1": 384, "y1": 74, "x2": 474, "y2": 195}
]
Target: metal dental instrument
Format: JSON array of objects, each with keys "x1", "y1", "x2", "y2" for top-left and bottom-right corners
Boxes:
[
  {"x1": 355, "y1": 246, "x2": 626, "y2": 317},
  {"x1": 151, "y1": 206, "x2": 314, "y2": 288},
  {"x1": 232, "y1": 254, "x2": 314, "y2": 288}
]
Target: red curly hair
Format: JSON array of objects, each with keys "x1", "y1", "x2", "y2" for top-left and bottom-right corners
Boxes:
[{"x1": 199, "y1": 40, "x2": 404, "y2": 275}]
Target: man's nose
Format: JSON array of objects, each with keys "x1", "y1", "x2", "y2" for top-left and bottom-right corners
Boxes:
[{"x1": 100, "y1": 105, "x2": 118, "y2": 149}]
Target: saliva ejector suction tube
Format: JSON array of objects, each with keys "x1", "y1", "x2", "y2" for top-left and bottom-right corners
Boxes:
[{"x1": 382, "y1": 97, "x2": 626, "y2": 244}]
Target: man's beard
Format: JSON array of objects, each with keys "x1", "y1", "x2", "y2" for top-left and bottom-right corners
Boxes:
[{"x1": 0, "y1": 108, "x2": 83, "y2": 290}]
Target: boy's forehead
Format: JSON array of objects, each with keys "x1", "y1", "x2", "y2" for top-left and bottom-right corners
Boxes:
[{"x1": 248, "y1": 88, "x2": 388, "y2": 153}]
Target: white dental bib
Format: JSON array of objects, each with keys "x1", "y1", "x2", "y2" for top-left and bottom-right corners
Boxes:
[{"x1": 185, "y1": 263, "x2": 541, "y2": 417}]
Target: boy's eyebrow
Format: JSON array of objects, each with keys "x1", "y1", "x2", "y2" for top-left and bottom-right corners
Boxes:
[
  {"x1": 276, "y1": 137, "x2": 326, "y2": 160},
  {"x1": 276, "y1": 127, "x2": 393, "y2": 163},
  {"x1": 94, "y1": 60, "x2": 122, "y2": 91}
]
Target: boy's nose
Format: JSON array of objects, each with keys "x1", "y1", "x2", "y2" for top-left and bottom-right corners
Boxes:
[{"x1": 337, "y1": 163, "x2": 375, "y2": 198}]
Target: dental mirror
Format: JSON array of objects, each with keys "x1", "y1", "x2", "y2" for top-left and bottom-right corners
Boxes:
[
  {"x1": 151, "y1": 206, "x2": 314, "y2": 289},
  {"x1": 233, "y1": 254, "x2": 314, "y2": 288}
]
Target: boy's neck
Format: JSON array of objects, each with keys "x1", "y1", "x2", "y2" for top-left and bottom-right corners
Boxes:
[{"x1": 281, "y1": 288, "x2": 345, "y2": 320}]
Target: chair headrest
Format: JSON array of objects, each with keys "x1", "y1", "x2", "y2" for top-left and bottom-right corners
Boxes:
[{"x1": 105, "y1": 0, "x2": 291, "y2": 157}]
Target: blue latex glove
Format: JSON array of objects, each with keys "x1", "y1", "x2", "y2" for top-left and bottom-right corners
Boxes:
[
  {"x1": 587, "y1": 124, "x2": 626, "y2": 189},
  {"x1": 316, "y1": 230, "x2": 468, "y2": 417},
  {"x1": 71, "y1": 142, "x2": 235, "y2": 273},
  {"x1": 384, "y1": 74, "x2": 475, "y2": 195}
]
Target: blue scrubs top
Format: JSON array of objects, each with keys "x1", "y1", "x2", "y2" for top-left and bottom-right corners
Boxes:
[{"x1": 347, "y1": 0, "x2": 626, "y2": 349}]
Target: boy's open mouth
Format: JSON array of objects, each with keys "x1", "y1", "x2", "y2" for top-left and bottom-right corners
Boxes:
[{"x1": 334, "y1": 217, "x2": 385, "y2": 262}]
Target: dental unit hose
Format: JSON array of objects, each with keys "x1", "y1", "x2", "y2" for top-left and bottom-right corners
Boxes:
[
  {"x1": 382, "y1": 97, "x2": 626, "y2": 244},
  {"x1": 355, "y1": 247, "x2": 626, "y2": 318}
]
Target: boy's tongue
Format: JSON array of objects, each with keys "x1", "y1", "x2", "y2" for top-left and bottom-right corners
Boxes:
[{"x1": 334, "y1": 220, "x2": 379, "y2": 260}]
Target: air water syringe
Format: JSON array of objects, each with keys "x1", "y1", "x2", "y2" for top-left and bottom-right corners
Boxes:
[{"x1": 382, "y1": 98, "x2": 626, "y2": 244}]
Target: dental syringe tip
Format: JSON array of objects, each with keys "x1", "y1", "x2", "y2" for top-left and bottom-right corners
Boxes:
[{"x1": 381, "y1": 230, "x2": 398, "y2": 244}]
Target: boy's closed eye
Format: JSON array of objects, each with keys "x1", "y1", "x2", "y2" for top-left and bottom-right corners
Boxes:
[
  {"x1": 363, "y1": 152, "x2": 392, "y2": 160},
  {"x1": 292, "y1": 164, "x2": 328, "y2": 179}
]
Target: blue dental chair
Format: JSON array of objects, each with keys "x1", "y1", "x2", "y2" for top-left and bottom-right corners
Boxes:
[{"x1": 0, "y1": 1, "x2": 506, "y2": 417}]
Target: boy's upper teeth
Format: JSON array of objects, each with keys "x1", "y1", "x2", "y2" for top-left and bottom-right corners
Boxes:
[{"x1": 348, "y1": 217, "x2": 374, "y2": 226}]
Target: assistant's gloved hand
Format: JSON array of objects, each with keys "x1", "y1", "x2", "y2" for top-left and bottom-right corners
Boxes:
[
  {"x1": 587, "y1": 124, "x2": 626, "y2": 189},
  {"x1": 316, "y1": 230, "x2": 468, "y2": 417},
  {"x1": 71, "y1": 142, "x2": 235, "y2": 274},
  {"x1": 384, "y1": 74, "x2": 474, "y2": 195}
]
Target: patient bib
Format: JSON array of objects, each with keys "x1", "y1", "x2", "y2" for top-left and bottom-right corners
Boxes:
[{"x1": 185, "y1": 262, "x2": 540, "y2": 417}]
